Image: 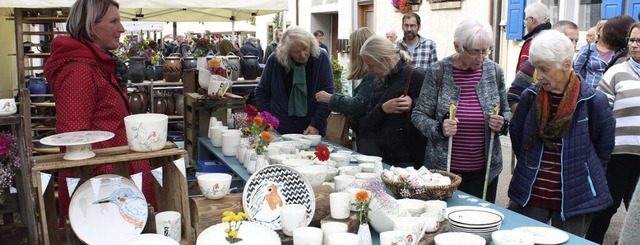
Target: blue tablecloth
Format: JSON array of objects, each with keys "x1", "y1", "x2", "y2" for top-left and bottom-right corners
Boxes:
[{"x1": 197, "y1": 137, "x2": 596, "y2": 245}]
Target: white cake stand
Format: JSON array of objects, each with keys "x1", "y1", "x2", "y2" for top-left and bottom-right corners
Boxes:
[{"x1": 40, "y1": 131, "x2": 115, "y2": 160}]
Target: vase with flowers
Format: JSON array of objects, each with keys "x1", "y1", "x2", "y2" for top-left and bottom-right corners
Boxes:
[
  {"x1": 354, "y1": 189, "x2": 373, "y2": 245},
  {"x1": 239, "y1": 105, "x2": 279, "y2": 173},
  {"x1": 222, "y1": 211, "x2": 250, "y2": 244},
  {"x1": 392, "y1": 0, "x2": 421, "y2": 14},
  {"x1": 0, "y1": 131, "x2": 20, "y2": 206}
]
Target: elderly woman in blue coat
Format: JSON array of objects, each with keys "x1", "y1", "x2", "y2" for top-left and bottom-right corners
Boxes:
[
  {"x1": 412, "y1": 18, "x2": 510, "y2": 203},
  {"x1": 508, "y1": 29, "x2": 615, "y2": 237},
  {"x1": 255, "y1": 27, "x2": 334, "y2": 136}
]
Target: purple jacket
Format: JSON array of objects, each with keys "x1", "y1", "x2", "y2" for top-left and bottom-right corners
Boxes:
[{"x1": 255, "y1": 51, "x2": 334, "y2": 136}]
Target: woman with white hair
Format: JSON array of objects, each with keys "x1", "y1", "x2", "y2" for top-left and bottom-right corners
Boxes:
[
  {"x1": 508, "y1": 29, "x2": 615, "y2": 236},
  {"x1": 360, "y1": 35, "x2": 426, "y2": 168},
  {"x1": 255, "y1": 27, "x2": 334, "y2": 136},
  {"x1": 412, "y1": 18, "x2": 510, "y2": 203}
]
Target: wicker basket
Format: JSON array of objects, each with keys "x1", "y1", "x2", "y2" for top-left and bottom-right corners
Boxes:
[{"x1": 381, "y1": 169, "x2": 462, "y2": 200}]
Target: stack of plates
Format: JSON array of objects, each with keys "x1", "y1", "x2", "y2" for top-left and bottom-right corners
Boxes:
[{"x1": 446, "y1": 206, "x2": 504, "y2": 241}]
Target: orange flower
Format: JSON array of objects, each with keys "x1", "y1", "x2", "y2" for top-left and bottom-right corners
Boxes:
[
  {"x1": 355, "y1": 190, "x2": 369, "y2": 203},
  {"x1": 253, "y1": 116, "x2": 264, "y2": 126},
  {"x1": 261, "y1": 131, "x2": 272, "y2": 142}
]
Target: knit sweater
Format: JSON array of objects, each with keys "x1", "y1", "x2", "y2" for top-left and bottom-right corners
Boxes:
[{"x1": 597, "y1": 61, "x2": 640, "y2": 155}]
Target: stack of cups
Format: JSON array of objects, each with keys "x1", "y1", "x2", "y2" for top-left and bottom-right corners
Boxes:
[{"x1": 221, "y1": 130, "x2": 242, "y2": 156}]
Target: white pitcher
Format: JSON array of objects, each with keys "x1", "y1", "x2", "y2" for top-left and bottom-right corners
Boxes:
[{"x1": 207, "y1": 76, "x2": 231, "y2": 96}]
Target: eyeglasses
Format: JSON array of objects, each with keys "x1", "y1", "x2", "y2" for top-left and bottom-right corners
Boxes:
[
  {"x1": 523, "y1": 16, "x2": 532, "y2": 24},
  {"x1": 402, "y1": 24, "x2": 418, "y2": 29},
  {"x1": 463, "y1": 47, "x2": 492, "y2": 57},
  {"x1": 628, "y1": 37, "x2": 640, "y2": 44}
]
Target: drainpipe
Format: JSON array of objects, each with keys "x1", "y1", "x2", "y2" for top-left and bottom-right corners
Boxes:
[
  {"x1": 296, "y1": 0, "x2": 300, "y2": 25},
  {"x1": 492, "y1": 0, "x2": 503, "y2": 62}
]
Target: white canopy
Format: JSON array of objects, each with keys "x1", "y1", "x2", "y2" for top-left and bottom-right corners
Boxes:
[{"x1": 1, "y1": 0, "x2": 288, "y2": 21}]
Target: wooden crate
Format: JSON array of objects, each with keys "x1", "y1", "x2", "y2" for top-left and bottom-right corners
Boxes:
[
  {"x1": 183, "y1": 93, "x2": 245, "y2": 163},
  {"x1": 31, "y1": 143, "x2": 193, "y2": 245}
]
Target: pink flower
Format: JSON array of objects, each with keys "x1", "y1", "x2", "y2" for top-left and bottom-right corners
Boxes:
[
  {"x1": 0, "y1": 136, "x2": 9, "y2": 156},
  {"x1": 259, "y1": 111, "x2": 279, "y2": 129}
]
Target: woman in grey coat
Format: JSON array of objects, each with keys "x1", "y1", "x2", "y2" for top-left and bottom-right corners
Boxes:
[{"x1": 412, "y1": 18, "x2": 510, "y2": 203}]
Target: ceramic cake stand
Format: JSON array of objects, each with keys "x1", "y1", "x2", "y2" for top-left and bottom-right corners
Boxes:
[{"x1": 40, "y1": 131, "x2": 114, "y2": 160}]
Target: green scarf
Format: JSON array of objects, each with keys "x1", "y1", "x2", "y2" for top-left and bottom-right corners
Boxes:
[{"x1": 288, "y1": 60, "x2": 308, "y2": 117}]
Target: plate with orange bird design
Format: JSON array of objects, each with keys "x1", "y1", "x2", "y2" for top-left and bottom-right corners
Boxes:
[
  {"x1": 69, "y1": 174, "x2": 148, "y2": 245},
  {"x1": 242, "y1": 165, "x2": 315, "y2": 230}
]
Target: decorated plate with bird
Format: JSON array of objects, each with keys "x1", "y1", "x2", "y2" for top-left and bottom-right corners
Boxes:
[
  {"x1": 242, "y1": 165, "x2": 315, "y2": 230},
  {"x1": 69, "y1": 174, "x2": 148, "y2": 245}
]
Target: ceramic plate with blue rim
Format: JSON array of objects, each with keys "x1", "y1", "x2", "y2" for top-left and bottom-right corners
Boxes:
[{"x1": 242, "y1": 165, "x2": 315, "y2": 230}]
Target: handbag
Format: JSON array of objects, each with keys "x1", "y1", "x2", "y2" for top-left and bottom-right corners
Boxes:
[{"x1": 325, "y1": 112, "x2": 350, "y2": 147}]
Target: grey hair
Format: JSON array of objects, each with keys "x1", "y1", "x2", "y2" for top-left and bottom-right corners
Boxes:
[
  {"x1": 529, "y1": 30, "x2": 574, "y2": 66},
  {"x1": 67, "y1": 0, "x2": 120, "y2": 43},
  {"x1": 525, "y1": 3, "x2": 551, "y2": 24},
  {"x1": 360, "y1": 35, "x2": 411, "y2": 71},
  {"x1": 276, "y1": 26, "x2": 321, "y2": 72},
  {"x1": 453, "y1": 18, "x2": 494, "y2": 50}
]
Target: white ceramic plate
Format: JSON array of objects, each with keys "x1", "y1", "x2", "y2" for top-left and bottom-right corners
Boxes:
[
  {"x1": 242, "y1": 165, "x2": 315, "y2": 230},
  {"x1": 448, "y1": 209, "x2": 503, "y2": 227},
  {"x1": 122, "y1": 234, "x2": 179, "y2": 245},
  {"x1": 434, "y1": 232, "x2": 486, "y2": 245},
  {"x1": 513, "y1": 226, "x2": 570, "y2": 245},
  {"x1": 196, "y1": 221, "x2": 281, "y2": 245},
  {"x1": 69, "y1": 174, "x2": 148, "y2": 245},
  {"x1": 40, "y1": 130, "x2": 114, "y2": 160}
]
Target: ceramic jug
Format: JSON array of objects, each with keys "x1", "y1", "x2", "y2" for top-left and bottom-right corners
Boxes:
[
  {"x1": 241, "y1": 54, "x2": 259, "y2": 80},
  {"x1": 153, "y1": 97, "x2": 167, "y2": 114},
  {"x1": 145, "y1": 66, "x2": 156, "y2": 81},
  {"x1": 225, "y1": 52, "x2": 240, "y2": 81},
  {"x1": 207, "y1": 77, "x2": 231, "y2": 96},
  {"x1": 153, "y1": 65, "x2": 163, "y2": 80},
  {"x1": 128, "y1": 57, "x2": 146, "y2": 83},
  {"x1": 28, "y1": 77, "x2": 47, "y2": 102},
  {"x1": 182, "y1": 55, "x2": 197, "y2": 70},
  {"x1": 165, "y1": 96, "x2": 176, "y2": 115},
  {"x1": 163, "y1": 54, "x2": 182, "y2": 82},
  {"x1": 128, "y1": 92, "x2": 145, "y2": 114},
  {"x1": 175, "y1": 93, "x2": 185, "y2": 116}
]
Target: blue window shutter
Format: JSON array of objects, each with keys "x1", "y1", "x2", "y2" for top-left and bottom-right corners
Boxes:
[
  {"x1": 629, "y1": 0, "x2": 640, "y2": 21},
  {"x1": 602, "y1": 0, "x2": 624, "y2": 19},
  {"x1": 506, "y1": 0, "x2": 526, "y2": 40}
]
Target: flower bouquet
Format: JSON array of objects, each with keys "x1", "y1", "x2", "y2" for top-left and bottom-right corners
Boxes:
[
  {"x1": 240, "y1": 105, "x2": 279, "y2": 155},
  {"x1": 221, "y1": 211, "x2": 250, "y2": 244},
  {"x1": 0, "y1": 131, "x2": 20, "y2": 205}
]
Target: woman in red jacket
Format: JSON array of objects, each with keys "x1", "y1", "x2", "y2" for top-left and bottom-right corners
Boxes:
[{"x1": 44, "y1": 0, "x2": 156, "y2": 227}]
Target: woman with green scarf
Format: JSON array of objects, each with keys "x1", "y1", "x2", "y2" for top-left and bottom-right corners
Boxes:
[
  {"x1": 255, "y1": 27, "x2": 334, "y2": 136},
  {"x1": 508, "y1": 30, "x2": 615, "y2": 237}
]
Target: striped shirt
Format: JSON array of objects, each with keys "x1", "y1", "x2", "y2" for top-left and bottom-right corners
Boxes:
[
  {"x1": 529, "y1": 93, "x2": 563, "y2": 210},
  {"x1": 450, "y1": 66, "x2": 486, "y2": 173},
  {"x1": 598, "y1": 60, "x2": 640, "y2": 155}
]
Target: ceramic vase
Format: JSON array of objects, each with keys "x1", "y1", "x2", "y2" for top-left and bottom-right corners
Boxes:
[
  {"x1": 246, "y1": 150, "x2": 258, "y2": 174},
  {"x1": 128, "y1": 57, "x2": 146, "y2": 83},
  {"x1": 255, "y1": 154, "x2": 269, "y2": 173},
  {"x1": 28, "y1": 77, "x2": 47, "y2": 102},
  {"x1": 241, "y1": 55, "x2": 259, "y2": 80},
  {"x1": 225, "y1": 52, "x2": 240, "y2": 81},
  {"x1": 236, "y1": 138, "x2": 250, "y2": 162},
  {"x1": 163, "y1": 55, "x2": 182, "y2": 82},
  {"x1": 357, "y1": 224, "x2": 373, "y2": 245},
  {"x1": 242, "y1": 148, "x2": 256, "y2": 169}
]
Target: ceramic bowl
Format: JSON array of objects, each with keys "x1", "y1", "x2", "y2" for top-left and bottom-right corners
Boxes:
[
  {"x1": 268, "y1": 154, "x2": 304, "y2": 165},
  {"x1": 338, "y1": 166, "x2": 362, "y2": 176},
  {"x1": 0, "y1": 98, "x2": 18, "y2": 116},
  {"x1": 292, "y1": 137, "x2": 313, "y2": 149},
  {"x1": 354, "y1": 172, "x2": 379, "y2": 180},
  {"x1": 197, "y1": 173, "x2": 232, "y2": 200},
  {"x1": 434, "y1": 232, "x2": 486, "y2": 245},
  {"x1": 368, "y1": 192, "x2": 412, "y2": 233},
  {"x1": 396, "y1": 199, "x2": 426, "y2": 217},
  {"x1": 355, "y1": 155, "x2": 383, "y2": 164},
  {"x1": 491, "y1": 230, "x2": 535, "y2": 245},
  {"x1": 282, "y1": 159, "x2": 314, "y2": 168},
  {"x1": 282, "y1": 133, "x2": 304, "y2": 141},
  {"x1": 324, "y1": 166, "x2": 339, "y2": 182},
  {"x1": 124, "y1": 113, "x2": 168, "y2": 152},
  {"x1": 298, "y1": 150, "x2": 316, "y2": 159},
  {"x1": 314, "y1": 159, "x2": 337, "y2": 167},
  {"x1": 358, "y1": 163, "x2": 375, "y2": 172},
  {"x1": 329, "y1": 153, "x2": 351, "y2": 167},
  {"x1": 302, "y1": 135, "x2": 322, "y2": 146},
  {"x1": 294, "y1": 165, "x2": 328, "y2": 187}
]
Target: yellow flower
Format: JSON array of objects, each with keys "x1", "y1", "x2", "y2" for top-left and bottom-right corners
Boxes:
[
  {"x1": 222, "y1": 216, "x2": 232, "y2": 223},
  {"x1": 229, "y1": 230, "x2": 238, "y2": 238},
  {"x1": 240, "y1": 212, "x2": 250, "y2": 219},
  {"x1": 232, "y1": 214, "x2": 242, "y2": 222},
  {"x1": 223, "y1": 211, "x2": 234, "y2": 217},
  {"x1": 224, "y1": 228, "x2": 231, "y2": 233}
]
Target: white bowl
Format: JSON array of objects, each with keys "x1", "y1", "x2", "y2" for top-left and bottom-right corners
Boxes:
[
  {"x1": 292, "y1": 137, "x2": 313, "y2": 149},
  {"x1": 0, "y1": 98, "x2": 17, "y2": 116},
  {"x1": 324, "y1": 166, "x2": 339, "y2": 182},
  {"x1": 303, "y1": 135, "x2": 322, "y2": 146},
  {"x1": 359, "y1": 163, "x2": 375, "y2": 172},
  {"x1": 368, "y1": 192, "x2": 412, "y2": 233},
  {"x1": 396, "y1": 199, "x2": 426, "y2": 217},
  {"x1": 298, "y1": 150, "x2": 316, "y2": 159},
  {"x1": 354, "y1": 172, "x2": 379, "y2": 180},
  {"x1": 282, "y1": 133, "x2": 304, "y2": 141},
  {"x1": 338, "y1": 166, "x2": 362, "y2": 176},
  {"x1": 355, "y1": 155, "x2": 383, "y2": 164},
  {"x1": 435, "y1": 232, "x2": 486, "y2": 245},
  {"x1": 491, "y1": 230, "x2": 535, "y2": 245},
  {"x1": 330, "y1": 153, "x2": 351, "y2": 167},
  {"x1": 282, "y1": 159, "x2": 314, "y2": 168},
  {"x1": 124, "y1": 113, "x2": 168, "y2": 152},
  {"x1": 314, "y1": 159, "x2": 337, "y2": 167},
  {"x1": 295, "y1": 165, "x2": 328, "y2": 187},
  {"x1": 197, "y1": 173, "x2": 232, "y2": 200},
  {"x1": 268, "y1": 154, "x2": 304, "y2": 165}
]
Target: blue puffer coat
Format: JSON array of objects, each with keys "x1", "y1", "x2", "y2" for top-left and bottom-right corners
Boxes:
[{"x1": 508, "y1": 80, "x2": 615, "y2": 220}]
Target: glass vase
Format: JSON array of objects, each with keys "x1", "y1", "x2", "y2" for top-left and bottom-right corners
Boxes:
[{"x1": 357, "y1": 223, "x2": 372, "y2": 245}]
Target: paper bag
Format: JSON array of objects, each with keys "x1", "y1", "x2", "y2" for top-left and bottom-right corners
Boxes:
[{"x1": 325, "y1": 112, "x2": 350, "y2": 147}]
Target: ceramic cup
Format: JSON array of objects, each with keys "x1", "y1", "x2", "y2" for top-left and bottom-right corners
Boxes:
[
  {"x1": 293, "y1": 226, "x2": 323, "y2": 245},
  {"x1": 280, "y1": 144, "x2": 299, "y2": 154},
  {"x1": 425, "y1": 200, "x2": 447, "y2": 221},
  {"x1": 380, "y1": 230, "x2": 416, "y2": 245},
  {"x1": 420, "y1": 212, "x2": 440, "y2": 233},
  {"x1": 208, "y1": 117, "x2": 218, "y2": 131},
  {"x1": 197, "y1": 173, "x2": 232, "y2": 200},
  {"x1": 213, "y1": 121, "x2": 224, "y2": 127},
  {"x1": 329, "y1": 153, "x2": 351, "y2": 168},
  {"x1": 327, "y1": 232, "x2": 360, "y2": 245},
  {"x1": 221, "y1": 133, "x2": 241, "y2": 156},
  {"x1": 210, "y1": 126, "x2": 229, "y2": 147},
  {"x1": 393, "y1": 217, "x2": 425, "y2": 241},
  {"x1": 333, "y1": 175, "x2": 356, "y2": 192},
  {"x1": 155, "y1": 211, "x2": 181, "y2": 242},
  {"x1": 280, "y1": 204, "x2": 307, "y2": 236},
  {"x1": 320, "y1": 222, "x2": 348, "y2": 245},
  {"x1": 0, "y1": 98, "x2": 18, "y2": 116},
  {"x1": 396, "y1": 199, "x2": 426, "y2": 217},
  {"x1": 329, "y1": 192, "x2": 351, "y2": 219}
]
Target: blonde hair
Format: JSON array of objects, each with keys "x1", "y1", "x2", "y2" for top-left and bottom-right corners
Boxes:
[
  {"x1": 67, "y1": 0, "x2": 120, "y2": 43},
  {"x1": 276, "y1": 27, "x2": 321, "y2": 72},
  {"x1": 347, "y1": 27, "x2": 375, "y2": 80},
  {"x1": 360, "y1": 35, "x2": 411, "y2": 72}
]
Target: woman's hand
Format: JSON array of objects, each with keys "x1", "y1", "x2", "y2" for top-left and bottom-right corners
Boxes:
[
  {"x1": 443, "y1": 118, "x2": 459, "y2": 137},
  {"x1": 303, "y1": 126, "x2": 320, "y2": 135},
  {"x1": 487, "y1": 114, "x2": 505, "y2": 133},
  {"x1": 382, "y1": 95, "x2": 413, "y2": 114},
  {"x1": 315, "y1": 91, "x2": 332, "y2": 103}
]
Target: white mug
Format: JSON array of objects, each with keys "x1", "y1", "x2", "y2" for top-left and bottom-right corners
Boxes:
[
  {"x1": 393, "y1": 217, "x2": 425, "y2": 242},
  {"x1": 221, "y1": 133, "x2": 241, "y2": 156},
  {"x1": 327, "y1": 232, "x2": 359, "y2": 245},
  {"x1": 280, "y1": 204, "x2": 307, "y2": 236},
  {"x1": 420, "y1": 212, "x2": 440, "y2": 233},
  {"x1": 333, "y1": 175, "x2": 356, "y2": 193},
  {"x1": 293, "y1": 226, "x2": 323, "y2": 245},
  {"x1": 207, "y1": 77, "x2": 231, "y2": 96},
  {"x1": 320, "y1": 222, "x2": 347, "y2": 245},
  {"x1": 424, "y1": 200, "x2": 447, "y2": 222},
  {"x1": 155, "y1": 211, "x2": 181, "y2": 242},
  {"x1": 329, "y1": 192, "x2": 351, "y2": 219}
]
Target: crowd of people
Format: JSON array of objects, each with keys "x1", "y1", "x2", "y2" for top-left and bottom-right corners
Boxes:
[{"x1": 44, "y1": 0, "x2": 639, "y2": 243}]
